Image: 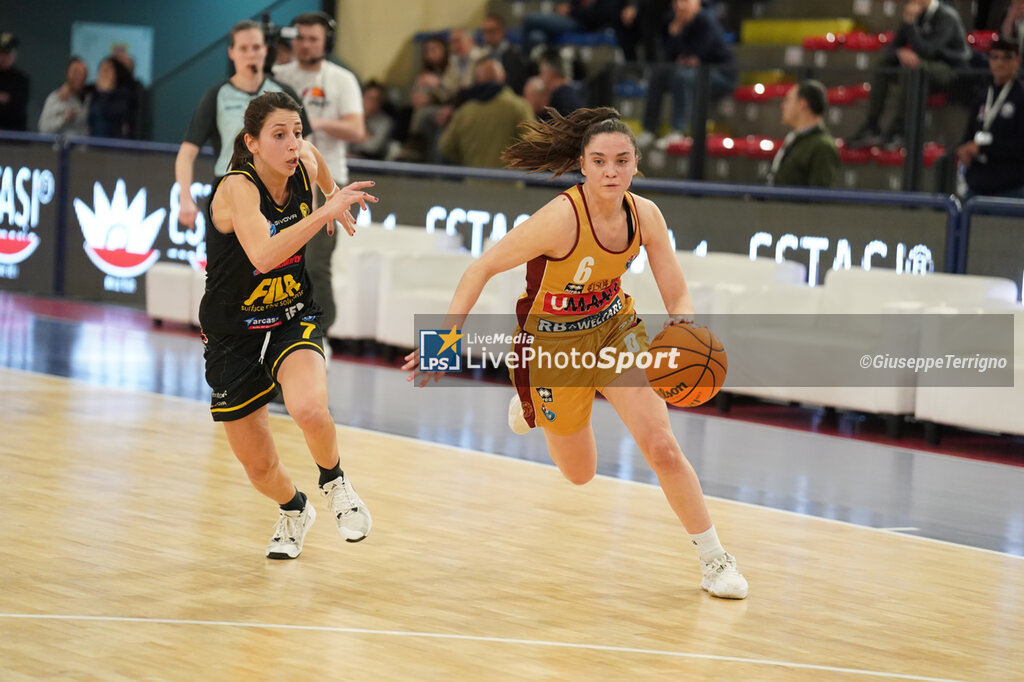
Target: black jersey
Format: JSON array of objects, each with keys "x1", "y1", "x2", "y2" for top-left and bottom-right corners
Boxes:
[{"x1": 199, "y1": 160, "x2": 319, "y2": 335}]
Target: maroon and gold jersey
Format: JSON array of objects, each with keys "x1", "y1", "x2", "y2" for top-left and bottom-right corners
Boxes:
[{"x1": 515, "y1": 183, "x2": 642, "y2": 335}]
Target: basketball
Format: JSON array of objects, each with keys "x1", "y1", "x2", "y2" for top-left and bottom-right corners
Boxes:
[{"x1": 644, "y1": 325, "x2": 728, "y2": 407}]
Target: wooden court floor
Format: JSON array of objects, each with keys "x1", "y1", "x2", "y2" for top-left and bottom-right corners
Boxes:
[{"x1": 1, "y1": 367, "x2": 1022, "y2": 681}]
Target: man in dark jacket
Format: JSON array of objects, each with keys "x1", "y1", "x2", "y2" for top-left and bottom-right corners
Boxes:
[
  {"x1": 768, "y1": 80, "x2": 839, "y2": 188},
  {"x1": 0, "y1": 33, "x2": 29, "y2": 131},
  {"x1": 848, "y1": 0, "x2": 970, "y2": 149},
  {"x1": 956, "y1": 38, "x2": 1024, "y2": 198}
]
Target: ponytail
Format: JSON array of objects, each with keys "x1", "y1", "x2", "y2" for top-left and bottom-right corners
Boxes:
[
  {"x1": 502, "y1": 106, "x2": 636, "y2": 177},
  {"x1": 228, "y1": 129, "x2": 252, "y2": 171}
]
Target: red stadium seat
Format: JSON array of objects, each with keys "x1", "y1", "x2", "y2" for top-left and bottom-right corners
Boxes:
[
  {"x1": 847, "y1": 82, "x2": 870, "y2": 100},
  {"x1": 706, "y1": 134, "x2": 745, "y2": 157},
  {"x1": 665, "y1": 137, "x2": 693, "y2": 156},
  {"x1": 733, "y1": 84, "x2": 772, "y2": 102},
  {"x1": 872, "y1": 147, "x2": 905, "y2": 165},
  {"x1": 744, "y1": 136, "x2": 781, "y2": 160},
  {"x1": 922, "y1": 142, "x2": 946, "y2": 167},
  {"x1": 827, "y1": 86, "x2": 856, "y2": 106},
  {"x1": 967, "y1": 30, "x2": 999, "y2": 52},
  {"x1": 802, "y1": 33, "x2": 843, "y2": 51},
  {"x1": 844, "y1": 31, "x2": 885, "y2": 51},
  {"x1": 836, "y1": 139, "x2": 872, "y2": 164}
]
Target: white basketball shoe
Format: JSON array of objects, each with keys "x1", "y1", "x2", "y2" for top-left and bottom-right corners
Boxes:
[
  {"x1": 321, "y1": 475, "x2": 372, "y2": 542},
  {"x1": 700, "y1": 552, "x2": 749, "y2": 599},
  {"x1": 266, "y1": 500, "x2": 316, "y2": 560},
  {"x1": 508, "y1": 394, "x2": 531, "y2": 434}
]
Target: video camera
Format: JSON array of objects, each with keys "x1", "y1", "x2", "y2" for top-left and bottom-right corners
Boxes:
[{"x1": 259, "y1": 12, "x2": 297, "y2": 72}]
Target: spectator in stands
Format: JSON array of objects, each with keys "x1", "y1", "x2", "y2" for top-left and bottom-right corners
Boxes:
[
  {"x1": 113, "y1": 52, "x2": 147, "y2": 139},
  {"x1": 767, "y1": 80, "x2": 839, "y2": 188},
  {"x1": 521, "y1": 0, "x2": 621, "y2": 57},
  {"x1": 88, "y1": 57, "x2": 137, "y2": 139},
  {"x1": 523, "y1": 75, "x2": 550, "y2": 117},
  {"x1": 420, "y1": 34, "x2": 450, "y2": 79},
  {"x1": 349, "y1": 80, "x2": 395, "y2": 160},
  {"x1": 480, "y1": 14, "x2": 528, "y2": 94},
  {"x1": 619, "y1": 0, "x2": 672, "y2": 62},
  {"x1": 395, "y1": 35, "x2": 454, "y2": 162},
  {"x1": 0, "y1": 32, "x2": 29, "y2": 132},
  {"x1": 439, "y1": 58, "x2": 534, "y2": 168},
  {"x1": 636, "y1": 0, "x2": 736, "y2": 150},
  {"x1": 38, "y1": 56, "x2": 90, "y2": 136},
  {"x1": 538, "y1": 47, "x2": 584, "y2": 116},
  {"x1": 848, "y1": 0, "x2": 971, "y2": 150},
  {"x1": 443, "y1": 29, "x2": 486, "y2": 97},
  {"x1": 956, "y1": 37, "x2": 1024, "y2": 198}
]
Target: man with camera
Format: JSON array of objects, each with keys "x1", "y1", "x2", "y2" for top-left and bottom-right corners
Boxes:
[{"x1": 272, "y1": 12, "x2": 365, "y2": 333}]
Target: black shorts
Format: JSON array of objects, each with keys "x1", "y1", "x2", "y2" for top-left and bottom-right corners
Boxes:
[{"x1": 202, "y1": 315, "x2": 326, "y2": 422}]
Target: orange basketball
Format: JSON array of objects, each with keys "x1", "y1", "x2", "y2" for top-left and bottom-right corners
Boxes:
[{"x1": 644, "y1": 325, "x2": 728, "y2": 407}]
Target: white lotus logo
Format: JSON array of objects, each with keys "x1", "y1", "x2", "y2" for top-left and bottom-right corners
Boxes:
[{"x1": 74, "y1": 179, "x2": 165, "y2": 278}]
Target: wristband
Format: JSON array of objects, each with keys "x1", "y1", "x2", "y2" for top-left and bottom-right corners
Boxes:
[{"x1": 325, "y1": 185, "x2": 340, "y2": 199}]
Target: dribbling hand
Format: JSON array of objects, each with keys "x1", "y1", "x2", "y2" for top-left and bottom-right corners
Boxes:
[
  {"x1": 402, "y1": 349, "x2": 443, "y2": 387},
  {"x1": 664, "y1": 314, "x2": 697, "y2": 330}
]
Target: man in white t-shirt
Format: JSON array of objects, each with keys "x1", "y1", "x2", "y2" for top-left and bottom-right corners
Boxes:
[{"x1": 273, "y1": 11, "x2": 366, "y2": 332}]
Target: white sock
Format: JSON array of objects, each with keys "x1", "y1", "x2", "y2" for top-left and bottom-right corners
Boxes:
[{"x1": 689, "y1": 526, "x2": 726, "y2": 564}]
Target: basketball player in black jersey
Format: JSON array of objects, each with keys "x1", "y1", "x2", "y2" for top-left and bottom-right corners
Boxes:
[{"x1": 201, "y1": 91, "x2": 377, "y2": 559}]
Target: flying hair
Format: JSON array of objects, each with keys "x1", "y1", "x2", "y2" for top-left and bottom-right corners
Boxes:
[{"x1": 502, "y1": 107, "x2": 637, "y2": 177}]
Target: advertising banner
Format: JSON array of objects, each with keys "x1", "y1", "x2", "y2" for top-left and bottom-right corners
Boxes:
[
  {"x1": 64, "y1": 145, "x2": 214, "y2": 305},
  {"x1": 0, "y1": 141, "x2": 61, "y2": 295}
]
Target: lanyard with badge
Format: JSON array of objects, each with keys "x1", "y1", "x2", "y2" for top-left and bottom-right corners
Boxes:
[{"x1": 975, "y1": 82, "x2": 1012, "y2": 146}]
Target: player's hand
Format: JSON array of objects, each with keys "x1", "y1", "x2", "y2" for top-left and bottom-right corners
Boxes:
[
  {"x1": 402, "y1": 349, "x2": 443, "y2": 387},
  {"x1": 178, "y1": 195, "x2": 198, "y2": 229},
  {"x1": 896, "y1": 47, "x2": 919, "y2": 68},
  {"x1": 956, "y1": 141, "x2": 979, "y2": 166},
  {"x1": 664, "y1": 314, "x2": 696, "y2": 330},
  {"x1": 325, "y1": 180, "x2": 377, "y2": 236}
]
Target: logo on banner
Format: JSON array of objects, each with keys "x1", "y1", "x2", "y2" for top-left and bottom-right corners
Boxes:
[
  {"x1": 0, "y1": 165, "x2": 56, "y2": 275},
  {"x1": 74, "y1": 179, "x2": 166, "y2": 292}
]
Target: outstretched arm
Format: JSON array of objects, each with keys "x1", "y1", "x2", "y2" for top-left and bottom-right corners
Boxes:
[{"x1": 403, "y1": 194, "x2": 577, "y2": 383}]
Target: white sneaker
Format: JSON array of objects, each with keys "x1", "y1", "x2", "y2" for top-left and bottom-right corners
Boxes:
[
  {"x1": 266, "y1": 500, "x2": 316, "y2": 560},
  {"x1": 508, "y1": 394, "x2": 531, "y2": 434},
  {"x1": 636, "y1": 130, "x2": 656, "y2": 148},
  {"x1": 700, "y1": 552, "x2": 748, "y2": 599},
  {"x1": 321, "y1": 475, "x2": 372, "y2": 542}
]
